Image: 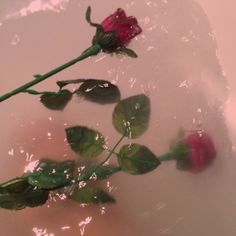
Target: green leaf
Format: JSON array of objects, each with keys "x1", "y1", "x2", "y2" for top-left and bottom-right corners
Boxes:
[
  {"x1": 70, "y1": 186, "x2": 115, "y2": 204},
  {"x1": 116, "y1": 47, "x2": 138, "y2": 58},
  {"x1": 40, "y1": 89, "x2": 72, "y2": 110},
  {"x1": 112, "y1": 94, "x2": 150, "y2": 138},
  {"x1": 0, "y1": 192, "x2": 26, "y2": 210},
  {"x1": 76, "y1": 79, "x2": 120, "y2": 104},
  {"x1": 66, "y1": 126, "x2": 105, "y2": 158},
  {"x1": 118, "y1": 144, "x2": 160, "y2": 174},
  {"x1": 0, "y1": 178, "x2": 49, "y2": 210},
  {"x1": 94, "y1": 165, "x2": 121, "y2": 179},
  {"x1": 0, "y1": 178, "x2": 29, "y2": 194},
  {"x1": 24, "y1": 188, "x2": 49, "y2": 208},
  {"x1": 26, "y1": 159, "x2": 75, "y2": 189},
  {"x1": 0, "y1": 178, "x2": 29, "y2": 210}
]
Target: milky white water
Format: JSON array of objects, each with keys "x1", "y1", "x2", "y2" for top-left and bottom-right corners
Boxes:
[{"x1": 0, "y1": 0, "x2": 236, "y2": 235}]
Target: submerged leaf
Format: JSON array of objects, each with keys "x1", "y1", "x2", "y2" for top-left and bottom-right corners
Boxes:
[
  {"x1": 22, "y1": 184, "x2": 49, "y2": 208},
  {"x1": 24, "y1": 188, "x2": 49, "y2": 208},
  {"x1": 118, "y1": 144, "x2": 160, "y2": 174},
  {"x1": 94, "y1": 165, "x2": 121, "y2": 179},
  {"x1": 66, "y1": 126, "x2": 105, "y2": 158},
  {"x1": 76, "y1": 79, "x2": 121, "y2": 104},
  {"x1": 0, "y1": 178, "x2": 28, "y2": 210},
  {"x1": 0, "y1": 178, "x2": 49, "y2": 210},
  {"x1": 27, "y1": 159, "x2": 75, "y2": 190},
  {"x1": 70, "y1": 186, "x2": 115, "y2": 204},
  {"x1": 0, "y1": 178, "x2": 29, "y2": 194},
  {"x1": 112, "y1": 94, "x2": 150, "y2": 138},
  {"x1": 40, "y1": 89, "x2": 72, "y2": 110},
  {"x1": 0, "y1": 192, "x2": 25, "y2": 210},
  {"x1": 0, "y1": 178, "x2": 30, "y2": 210}
]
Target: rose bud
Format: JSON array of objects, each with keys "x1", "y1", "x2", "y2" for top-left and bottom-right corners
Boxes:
[
  {"x1": 86, "y1": 7, "x2": 142, "y2": 57},
  {"x1": 159, "y1": 131, "x2": 217, "y2": 173}
]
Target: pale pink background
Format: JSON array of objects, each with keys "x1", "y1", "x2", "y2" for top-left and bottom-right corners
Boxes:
[
  {"x1": 0, "y1": 1, "x2": 236, "y2": 236},
  {"x1": 198, "y1": 0, "x2": 236, "y2": 146}
]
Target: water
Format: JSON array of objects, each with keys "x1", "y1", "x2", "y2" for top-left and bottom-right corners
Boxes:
[{"x1": 0, "y1": 0, "x2": 236, "y2": 235}]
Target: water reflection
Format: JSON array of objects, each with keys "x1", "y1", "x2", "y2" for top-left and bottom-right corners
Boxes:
[{"x1": 0, "y1": 0, "x2": 70, "y2": 22}]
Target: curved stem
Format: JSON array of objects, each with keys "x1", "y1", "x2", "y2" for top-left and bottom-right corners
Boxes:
[
  {"x1": 23, "y1": 89, "x2": 54, "y2": 95},
  {"x1": 0, "y1": 44, "x2": 101, "y2": 103},
  {"x1": 78, "y1": 135, "x2": 125, "y2": 182},
  {"x1": 56, "y1": 78, "x2": 87, "y2": 89},
  {"x1": 104, "y1": 147, "x2": 119, "y2": 156}
]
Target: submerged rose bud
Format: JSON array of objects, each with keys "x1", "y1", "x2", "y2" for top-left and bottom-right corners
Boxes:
[
  {"x1": 101, "y1": 8, "x2": 142, "y2": 47},
  {"x1": 183, "y1": 131, "x2": 216, "y2": 172},
  {"x1": 159, "y1": 130, "x2": 217, "y2": 173},
  {"x1": 173, "y1": 131, "x2": 217, "y2": 173}
]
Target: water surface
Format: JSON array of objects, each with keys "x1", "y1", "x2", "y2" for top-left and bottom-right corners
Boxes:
[{"x1": 0, "y1": 0, "x2": 235, "y2": 235}]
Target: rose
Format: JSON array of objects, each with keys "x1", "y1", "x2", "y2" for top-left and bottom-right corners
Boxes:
[
  {"x1": 159, "y1": 131, "x2": 217, "y2": 173},
  {"x1": 0, "y1": 6, "x2": 142, "y2": 102},
  {"x1": 101, "y1": 8, "x2": 142, "y2": 47},
  {"x1": 86, "y1": 7, "x2": 142, "y2": 57}
]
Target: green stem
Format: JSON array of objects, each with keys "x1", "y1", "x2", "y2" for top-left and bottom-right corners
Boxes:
[
  {"x1": 104, "y1": 148, "x2": 119, "y2": 156},
  {"x1": 78, "y1": 135, "x2": 125, "y2": 182},
  {"x1": 0, "y1": 177, "x2": 21, "y2": 187},
  {"x1": 57, "y1": 78, "x2": 87, "y2": 89},
  {"x1": 23, "y1": 89, "x2": 54, "y2": 95},
  {"x1": 0, "y1": 44, "x2": 101, "y2": 103},
  {"x1": 158, "y1": 152, "x2": 175, "y2": 162}
]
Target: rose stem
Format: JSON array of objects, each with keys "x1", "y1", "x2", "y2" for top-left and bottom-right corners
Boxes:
[
  {"x1": 22, "y1": 89, "x2": 55, "y2": 95},
  {"x1": 0, "y1": 44, "x2": 101, "y2": 103},
  {"x1": 158, "y1": 152, "x2": 174, "y2": 162},
  {"x1": 77, "y1": 135, "x2": 125, "y2": 182}
]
